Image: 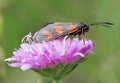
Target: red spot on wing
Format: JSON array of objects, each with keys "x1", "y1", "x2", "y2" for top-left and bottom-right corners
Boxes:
[
  {"x1": 47, "y1": 33, "x2": 53, "y2": 39},
  {"x1": 55, "y1": 26, "x2": 63, "y2": 34},
  {"x1": 68, "y1": 25, "x2": 77, "y2": 33},
  {"x1": 43, "y1": 30, "x2": 53, "y2": 39}
]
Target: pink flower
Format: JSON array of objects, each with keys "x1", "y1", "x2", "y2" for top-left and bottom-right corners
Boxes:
[{"x1": 5, "y1": 33, "x2": 94, "y2": 71}]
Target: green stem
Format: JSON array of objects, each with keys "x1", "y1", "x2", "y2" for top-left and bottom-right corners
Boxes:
[{"x1": 52, "y1": 79, "x2": 62, "y2": 83}]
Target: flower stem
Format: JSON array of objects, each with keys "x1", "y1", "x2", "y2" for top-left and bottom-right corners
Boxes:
[{"x1": 52, "y1": 79, "x2": 62, "y2": 83}]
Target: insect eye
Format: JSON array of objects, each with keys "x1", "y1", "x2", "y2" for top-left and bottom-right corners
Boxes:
[{"x1": 84, "y1": 25, "x2": 89, "y2": 32}]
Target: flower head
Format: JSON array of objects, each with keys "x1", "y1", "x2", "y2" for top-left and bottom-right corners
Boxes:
[{"x1": 5, "y1": 33, "x2": 94, "y2": 71}]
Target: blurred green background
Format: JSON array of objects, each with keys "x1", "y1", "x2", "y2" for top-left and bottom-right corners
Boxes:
[{"x1": 0, "y1": 0, "x2": 120, "y2": 83}]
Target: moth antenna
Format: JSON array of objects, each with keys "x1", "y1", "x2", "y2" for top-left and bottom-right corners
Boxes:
[{"x1": 89, "y1": 22, "x2": 114, "y2": 28}]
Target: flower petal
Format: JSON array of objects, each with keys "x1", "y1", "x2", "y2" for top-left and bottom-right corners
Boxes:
[{"x1": 5, "y1": 34, "x2": 95, "y2": 71}]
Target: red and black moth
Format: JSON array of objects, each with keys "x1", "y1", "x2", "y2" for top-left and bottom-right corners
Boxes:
[{"x1": 33, "y1": 22, "x2": 113, "y2": 42}]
